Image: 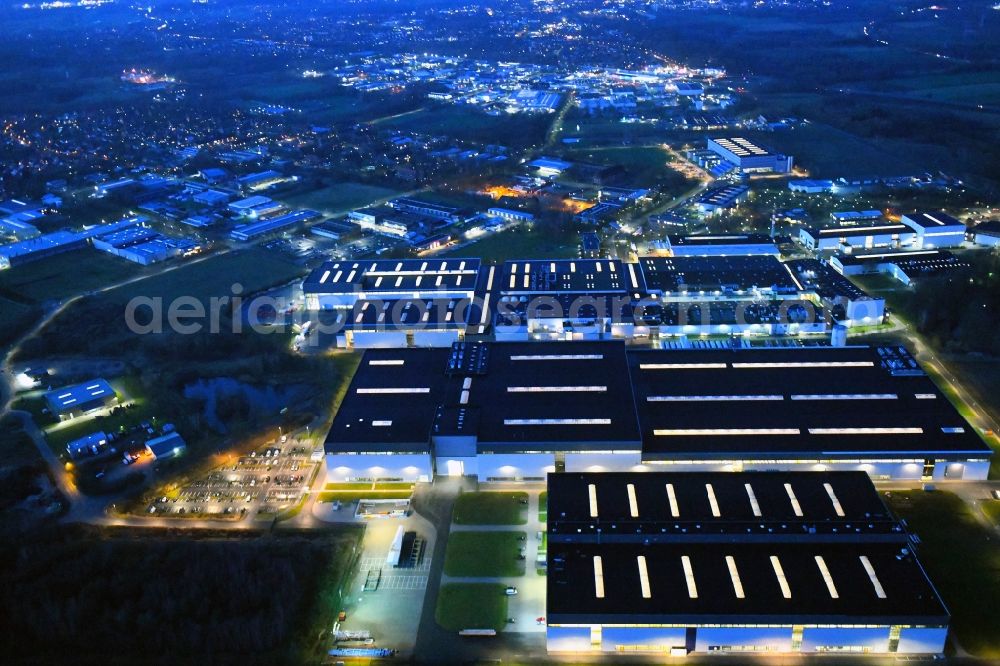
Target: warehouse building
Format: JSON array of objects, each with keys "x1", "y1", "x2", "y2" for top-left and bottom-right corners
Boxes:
[
  {"x1": 546, "y1": 471, "x2": 949, "y2": 656},
  {"x1": 43, "y1": 378, "x2": 117, "y2": 421},
  {"x1": 831, "y1": 250, "x2": 972, "y2": 286},
  {"x1": 706, "y1": 137, "x2": 793, "y2": 174},
  {"x1": 322, "y1": 342, "x2": 991, "y2": 483},
  {"x1": 692, "y1": 184, "x2": 749, "y2": 216},
  {"x1": 798, "y1": 223, "x2": 916, "y2": 253},
  {"x1": 900, "y1": 212, "x2": 966, "y2": 249},
  {"x1": 971, "y1": 220, "x2": 1000, "y2": 248},
  {"x1": 230, "y1": 209, "x2": 320, "y2": 241},
  {"x1": 661, "y1": 233, "x2": 779, "y2": 257}
]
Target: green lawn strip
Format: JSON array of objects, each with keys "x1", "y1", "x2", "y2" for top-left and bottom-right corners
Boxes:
[
  {"x1": 444, "y1": 531, "x2": 526, "y2": 577},
  {"x1": 318, "y1": 490, "x2": 412, "y2": 502},
  {"x1": 452, "y1": 491, "x2": 528, "y2": 525},
  {"x1": 538, "y1": 491, "x2": 547, "y2": 523},
  {"x1": 886, "y1": 490, "x2": 1000, "y2": 658},
  {"x1": 435, "y1": 583, "x2": 508, "y2": 632},
  {"x1": 981, "y1": 500, "x2": 1000, "y2": 528}
]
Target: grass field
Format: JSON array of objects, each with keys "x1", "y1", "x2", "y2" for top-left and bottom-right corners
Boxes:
[
  {"x1": 379, "y1": 105, "x2": 549, "y2": 148},
  {"x1": 435, "y1": 583, "x2": 508, "y2": 633},
  {"x1": 983, "y1": 500, "x2": 1000, "y2": 528},
  {"x1": 447, "y1": 226, "x2": 580, "y2": 263},
  {"x1": 741, "y1": 122, "x2": 923, "y2": 179},
  {"x1": 886, "y1": 490, "x2": 1000, "y2": 657},
  {"x1": 279, "y1": 182, "x2": 402, "y2": 217},
  {"x1": 443, "y1": 531, "x2": 526, "y2": 577},
  {"x1": 562, "y1": 145, "x2": 673, "y2": 182},
  {"x1": 0, "y1": 297, "x2": 40, "y2": 348},
  {"x1": 0, "y1": 249, "x2": 143, "y2": 304},
  {"x1": 318, "y1": 481, "x2": 414, "y2": 503},
  {"x1": 452, "y1": 491, "x2": 528, "y2": 525},
  {"x1": 101, "y1": 249, "x2": 304, "y2": 305}
]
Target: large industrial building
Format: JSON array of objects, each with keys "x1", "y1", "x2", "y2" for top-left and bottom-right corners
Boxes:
[
  {"x1": 322, "y1": 342, "x2": 991, "y2": 483},
  {"x1": 900, "y1": 212, "x2": 966, "y2": 249},
  {"x1": 302, "y1": 255, "x2": 889, "y2": 347},
  {"x1": 660, "y1": 233, "x2": 779, "y2": 257},
  {"x1": 799, "y1": 222, "x2": 916, "y2": 253},
  {"x1": 546, "y1": 471, "x2": 949, "y2": 656},
  {"x1": 43, "y1": 378, "x2": 117, "y2": 421},
  {"x1": 706, "y1": 137, "x2": 793, "y2": 174}
]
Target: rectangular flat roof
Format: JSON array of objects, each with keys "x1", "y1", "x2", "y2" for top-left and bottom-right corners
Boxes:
[
  {"x1": 547, "y1": 541, "x2": 947, "y2": 624},
  {"x1": 638, "y1": 255, "x2": 799, "y2": 294},
  {"x1": 43, "y1": 378, "x2": 115, "y2": 412},
  {"x1": 807, "y1": 223, "x2": 912, "y2": 237},
  {"x1": 709, "y1": 137, "x2": 773, "y2": 158},
  {"x1": 499, "y1": 259, "x2": 627, "y2": 294},
  {"x1": 303, "y1": 258, "x2": 481, "y2": 295},
  {"x1": 547, "y1": 471, "x2": 898, "y2": 539},
  {"x1": 631, "y1": 345, "x2": 990, "y2": 459},
  {"x1": 442, "y1": 341, "x2": 641, "y2": 451},
  {"x1": 325, "y1": 348, "x2": 452, "y2": 452},
  {"x1": 903, "y1": 211, "x2": 963, "y2": 229},
  {"x1": 666, "y1": 233, "x2": 774, "y2": 247}
]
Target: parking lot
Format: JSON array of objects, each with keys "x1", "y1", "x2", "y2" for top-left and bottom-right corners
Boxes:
[{"x1": 145, "y1": 440, "x2": 320, "y2": 519}]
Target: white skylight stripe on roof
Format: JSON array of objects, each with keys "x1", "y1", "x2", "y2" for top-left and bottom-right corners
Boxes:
[
  {"x1": 570, "y1": 262, "x2": 576, "y2": 272},
  {"x1": 507, "y1": 385, "x2": 607, "y2": 393},
  {"x1": 595, "y1": 262, "x2": 602, "y2": 273},
  {"x1": 479, "y1": 293, "x2": 491, "y2": 325},
  {"x1": 816, "y1": 556, "x2": 839, "y2": 599},
  {"x1": 346, "y1": 270, "x2": 357, "y2": 283},
  {"x1": 333, "y1": 270, "x2": 343, "y2": 283},
  {"x1": 824, "y1": 483, "x2": 846, "y2": 517},
  {"x1": 435, "y1": 275, "x2": 442, "y2": 286},
  {"x1": 706, "y1": 483, "x2": 721, "y2": 518},
  {"x1": 627, "y1": 263, "x2": 639, "y2": 289},
  {"x1": 374, "y1": 276, "x2": 383, "y2": 288},
  {"x1": 915, "y1": 393, "x2": 937, "y2": 399},
  {"x1": 745, "y1": 483, "x2": 762, "y2": 517},
  {"x1": 783, "y1": 262, "x2": 805, "y2": 291},
  {"x1": 860, "y1": 556, "x2": 887, "y2": 599},
  {"x1": 784, "y1": 483, "x2": 804, "y2": 517},
  {"x1": 726, "y1": 556, "x2": 745, "y2": 599},
  {"x1": 395, "y1": 277, "x2": 403, "y2": 287},
  {"x1": 640, "y1": 363, "x2": 728, "y2": 370},
  {"x1": 486, "y1": 266, "x2": 495, "y2": 290},
  {"x1": 369, "y1": 359, "x2": 405, "y2": 366},
  {"x1": 637, "y1": 556, "x2": 651, "y2": 599},
  {"x1": 356, "y1": 387, "x2": 431, "y2": 394},
  {"x1": 463, "y1": 377, "x2": 473, "y2": 390},
  {"x1": 510, "y1": 354, "x2": 604, "y2": 361},
  {"x1": 771, "y1": 555, "x2": 791, "y2": 599},
  {"x1": 320, "y1": 270, "x2": 331, "y2": 283},
  {"x1": 371, "y1": 420, "x2": 392, "y2": 427},
  {"x1": 508, "y1": 274, "x2": 516, "y2": 289},
  {"x1": 523, "y1": 275, "x2": 529, "y2": 289},
  {"x1": 647, "y1": 395, "x2": 782, "y2": 402},
  {"x1": 550, "y1": 262, "x2": 556, "y2": 273},
  {"x1": 460, "y1": 390, "x2": 470, "y2": 405},
  {"x1": 589, "y1": 484, "x2": 598, "y2": 518},
  {"x1": 654, "y1": 428, "x2": 801, "y2": 436},
  {"x1": 791, "y1": 393, "x2": 897, "y2": 400},
  {"x1": 666, "y1": 483, "x2": 679, "y2": 518},
  {"x1": 593, "y1": 556, "x2": 605, "y2": 598},
  {"x1": 732, "y1": 361, "x2": 874, "y2": 368},
  {"x1": 808, "y1": 427, "x2": 923, "y2": 435},
  {"x1": 504, "y1": 418, "x2": 611, "y2": 426},
  {"x1": 681, "y1": 556, "x2": 698, "y2": 599},
  {"x1": 627, "y1": 483, "x2": 639, "y2": 518}
]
